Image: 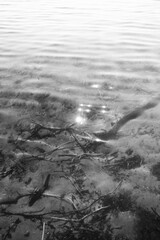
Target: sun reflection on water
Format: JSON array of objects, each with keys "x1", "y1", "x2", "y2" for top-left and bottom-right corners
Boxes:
[
  {"x1": 91, "y1": 84, "x2": 101, "y2": 89},
  {"x1": 75, "y1": 102, "x2": 109, "y2": 125},
  {"x1": 101, "y1": 110, "x2": 106, "y2": 114},
  {"x1": 75, "y1": 115, "x2": 86, "y2": 125},
  {"x1": 75, "y1": 103, "x2": 93, "y2": 125}
]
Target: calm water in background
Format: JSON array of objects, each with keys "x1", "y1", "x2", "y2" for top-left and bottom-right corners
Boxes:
[{"x1": 0, "y1": 0, "x2": 160, "y2": 121}]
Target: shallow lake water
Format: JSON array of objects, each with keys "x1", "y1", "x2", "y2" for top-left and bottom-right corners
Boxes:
[
  {"x1": 0, "y1": 0, "x2": 160, "y2": 239},
  {"x1": 0, "y1": 0, "x2": 160, "y2": 102},
  {"x1": 1, "y1": 0, "x2": 160, "y2": 140}
]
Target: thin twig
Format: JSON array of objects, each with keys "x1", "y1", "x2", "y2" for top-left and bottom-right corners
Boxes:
[
  {"x1": 151, "y1": 208, "x2": 160, "y2": 220},
  {"x1": 31, "y1": 121, "x2": 75, "y2": 133},
  {"x1": 42, "y1": 192, "x2": 76, "y2": 209},
  {"x1": 63, "y1": 175, "x2": 82, "y2": 196},
  {"x1": 51, "y1": 206, "x2": 110, "y2": 222},
  {"x1": 41, "y1": 222, "x2": 46, "y2": 240},
  {"x1": 0, "y1": 209, "x2": 61, "y2": 218},
  {"x1": 16, "y1": 137, "x2": 52, "y2": 148},
  {"x1": 59, "y1": 153, "x2": 103, "y2": 158},
  {"x1": 79, "y1": 180, "x2": 123, "y2": 212},
  {"x1": 70, "y1": 133, "x2": 86, "y2": 153},
  {"x1": 46, "y1": 140, "x2": 74, "y2": 155}
]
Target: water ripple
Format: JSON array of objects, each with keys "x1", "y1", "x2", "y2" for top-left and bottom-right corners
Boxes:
[{"x1": 0, "y1": 0, "x2": 160, "y2": 106}]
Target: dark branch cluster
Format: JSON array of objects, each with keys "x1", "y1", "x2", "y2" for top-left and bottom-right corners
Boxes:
[{"x1": 0, "y1": 116, "x2": 159, "y2": 240}]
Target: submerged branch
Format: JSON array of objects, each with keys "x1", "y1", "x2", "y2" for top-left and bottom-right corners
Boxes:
[
  {"x1": 0, "y1": 193, "x2": 29, "y2": 205},
  {"x1": 51, "y1": 206, "x2": 110, "y2": 222},
  {"x1": 29, "y1": 174, "x2": 50, "y2": 206},
  {"x1": 93, "y1": 99, "x2": 158, "y2": 140}
]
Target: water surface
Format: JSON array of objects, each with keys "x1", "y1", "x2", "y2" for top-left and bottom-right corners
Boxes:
[{"x1": 0, "y1": 0, "x2": 160, "y2": 105}]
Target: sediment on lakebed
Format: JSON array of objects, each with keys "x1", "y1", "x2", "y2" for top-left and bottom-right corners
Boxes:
[{"x1": 0, "y1": 91, "x2": 160, "y2": 240}]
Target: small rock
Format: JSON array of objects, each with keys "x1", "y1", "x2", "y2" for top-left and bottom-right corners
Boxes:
[
  {"x1": 24, "y1": 230, "x2": 30, "y2": 237},
  {"x1": 25, "y1": 177, "x2": 32, "y2": 185}
]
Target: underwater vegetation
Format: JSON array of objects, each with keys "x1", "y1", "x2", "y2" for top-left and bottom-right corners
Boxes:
[{"x1": 0, "y1": 91, "x2": 160, "y2": 240}]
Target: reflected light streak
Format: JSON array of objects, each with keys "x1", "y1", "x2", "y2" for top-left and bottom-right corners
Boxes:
[
  {"x1": 75, "y1": 115, "x2": 86, "y2": 125},
  {"x1": 109, "y1": 86, "x2": 113, "y2": 90},
  {"x1": 95, "y1": 138, "x2": 103, "y2": 142},
  {"x1": 84, "y1": 109, "x2": 90, "y2": 113},
  {"x1": 91, "y1": 84, "x2": 100, "y2": 89},
  {"x1": 101, "y1": 110, "x2": 106, "y2": 114}
]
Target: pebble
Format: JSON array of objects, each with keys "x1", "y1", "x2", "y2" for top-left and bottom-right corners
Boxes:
[{"x1": 24, "y1": 230, "x2": 30, "y2": 237}]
